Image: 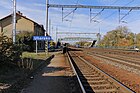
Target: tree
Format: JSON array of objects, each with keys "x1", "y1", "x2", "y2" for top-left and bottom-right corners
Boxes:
[
  {"x1": 99, "y1": 26, "x2": 134, "y2": 48},
  {"x1": 16, "y1": 31, "x2": 34, "y2": 52},
  {"x1": 135, "y1": 33, "x2": 140, "y2": 48},
  {"x1": 0, "y1": 33, "x2": 22, "y2": 66},
  {"x1": 75, "y1": 41, "x2": 92, "y2": 47}
]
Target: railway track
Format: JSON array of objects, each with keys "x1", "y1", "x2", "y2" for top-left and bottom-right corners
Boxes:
[
  {"x1": 87, "y1": 51, "x2": 140, "y2": 75},
  {"x1": 67, "y1": 51, "x2": 134, "y2": 93}
]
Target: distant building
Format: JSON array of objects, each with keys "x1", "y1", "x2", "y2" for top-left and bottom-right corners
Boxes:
[{"x1": 0, "y1": 11, "x2": 46, "y2": 50}]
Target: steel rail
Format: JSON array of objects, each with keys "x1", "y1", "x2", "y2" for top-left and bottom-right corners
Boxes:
[
  {"x1": 88, "y1": 52, "x2": 140, "y2": 69},
  {"x1": 78, "y1": 55, "x2": 135, "y2": 93},
  {"x1": 66, "y1": 52, "x2": 86, "y2": 93},
  {"x1": 49, "y1": 4, "x2": 140, "y2": 10}
]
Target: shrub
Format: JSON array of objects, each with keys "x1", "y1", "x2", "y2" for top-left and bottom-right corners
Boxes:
[
  {"x1": 16, "y1": 31, "x2": 34, "y2": 52},
  {"x1": 0, "y1": 33, "x2": 22, "y2": 66}
]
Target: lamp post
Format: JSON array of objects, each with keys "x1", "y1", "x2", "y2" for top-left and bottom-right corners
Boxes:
[{"x1": 12, "y1": 0, "x2": 16, "y2": 44}]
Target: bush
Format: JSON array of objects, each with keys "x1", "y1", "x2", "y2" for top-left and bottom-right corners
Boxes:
[
  {"x1": 16, "y1": 31, "x2": 34, "y2": 52},
  {"x1": 0, "y1": 33, "x2": 22, "y2": 66}
]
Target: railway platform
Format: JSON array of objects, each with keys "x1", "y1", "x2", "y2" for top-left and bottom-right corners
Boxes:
[{"x1": 21, "y1": 52, "x2": 73, "y2": 93}]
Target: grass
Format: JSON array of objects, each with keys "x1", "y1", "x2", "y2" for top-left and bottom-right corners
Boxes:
[
  {"x1": 0, "y1": 51, "x2": 54, "y2": 93},
  {"x1": 0, "y1": 52, "x2": 50, "y2": 85},
  {"x1": 20, "y1": 52, "x2": 51, "y2": 71},
  {"x1": 22, "y1": 52, "x2": 49, "y2": 59}
]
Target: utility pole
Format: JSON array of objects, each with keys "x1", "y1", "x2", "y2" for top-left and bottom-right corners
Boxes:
[
  {"x1": 49, "y1": 19, "x2": 51, "y2": 35},
  {"x1": 45, "y1": 0, "x2": 49, "y2": 56},
  {"x1": 45, "y1": 0, "x2": 49, "y2": 36},
  {"x1": 56, "y1": 27, "x2": 58, "y2": 42},
  {"x1": 12, "y1": 0, "x2": 16, "y2": 44}
]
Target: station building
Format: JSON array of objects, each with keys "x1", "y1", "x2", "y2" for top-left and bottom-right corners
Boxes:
[{"x1": 0, "y1": 11, "x2": 46, "y2": 50}]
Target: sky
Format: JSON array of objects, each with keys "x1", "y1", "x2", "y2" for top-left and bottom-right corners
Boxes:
[{"x1": 1, "y1": 0, "x2": 140, "y2": 41}]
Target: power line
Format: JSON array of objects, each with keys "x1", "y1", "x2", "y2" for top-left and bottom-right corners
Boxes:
[
  {"x1": 62, "y1": 0, "x2": 80, "y2": 22},
  {"x1": 126, "y1": 0, "x2": 140, "y2": 23},
  {"x1": 90, "y1": 0, "x2": 119, "y2": 27},
  {"x1": 90, "y1": 9, "x2": 104, "y2": 22},
  {"x1": 101, "y1": 0, "x2": 135, "y2": 22},
  {"x1": 68, "y1": 0, "x2": 80, "y2": 32},
  {"x1": 124, "y1": 0, "x2": 135, "y2": 6},
  {"x1": 100, "y1": 0, "x2": 136, "y2": 30},
  {"x1": 111, "y1": 0, "x2": 119, "y2": 5}
]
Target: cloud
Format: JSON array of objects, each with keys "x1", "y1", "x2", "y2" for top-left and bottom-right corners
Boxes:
[
  {"x1": 0, "y1": 0, "x2": 12, "y2": 9},
  {"x1": 33, "y1": 3, "x2": 46, "y2": 7},
  {"x1": 0, "y1": 0, "x2": 140, "y2": 42},
  {"x1": 97, "y1": 0, "x2": 118, "y2": 5},
  {"x1": 0, "y1": 0, "x2": 12, "y2": 19}
]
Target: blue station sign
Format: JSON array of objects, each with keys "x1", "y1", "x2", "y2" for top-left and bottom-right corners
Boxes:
[{"x1": 33, "y1": 36, "x2": 52, "y2": 41}]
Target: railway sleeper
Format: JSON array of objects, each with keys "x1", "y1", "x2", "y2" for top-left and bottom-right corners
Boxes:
[
  {"x1": 80, "y1": 71, "x2": 98, "y2": 74},
  {"x1": 86, "y1": 89, "x2": 118, "y2": 93},
  {"x1": 93, "y1": 89, "x2": 119, "y2": 93},
  {"x1": 84, "y1": 81, "x2": 109, "y2": 85},
  {"x1": 91, "y1": 85, "x2": 117, "y2": 90},
  {"x1": 79, "y1": 75, "x2": 100, "y2": 78},
  {"x1": 80, "y1": 76, "x2": 104, "y2": 81},
  {"x1": 84, "y1": 86, "x2": 118, "y2": 93},
  {"x1": 81, "y1": 79, "x2": 106, "y2": 83},
  {"x1": 82, "y1": 73, "x2": 100, "y2": 75}
]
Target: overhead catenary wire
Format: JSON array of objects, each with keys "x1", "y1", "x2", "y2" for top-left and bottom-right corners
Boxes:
[
  {"x1": 90, "y1": 0, "x2": 119, "y2": 23},
  {"x1": 111, "y1": 0, "x2": 119, "y2": 5},
  {"x1": 124, "y1": 0, "x2": 135, "y2": 6},
  {"x1": 101, "y1": 0, "x2": 135, "y2": 22},
  {"x1": 101, "y1": 0, "x2": 136, "y2": 29},
  {"x1": 68, "y1": 0, "x2": 80, "y2": 32},
  {"x1": 118, "y1": 0, "x2": 135, "y2": 22},
  {"x1": 120, "y1": 9, "x2": 132, "y2": 21},
  {"x1": 49, "y1": 0, "x2": 140, "y2": 36},
  {"x1": 62, "y1": 0, "x2": 80, "y2": 21},
  {"x1": 90, "y1": 8, "x2": 104, "y2": 22},
  {"x1": 123, "y1": 0, "x2": 140, "y2": 23}
]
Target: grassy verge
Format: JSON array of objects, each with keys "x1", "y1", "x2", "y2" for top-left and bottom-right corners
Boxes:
[
  {"x1": 21, "y1": 52, "x2": 50, "y2": 69},
  {"x1": 0, "y1": 52, "x2": 52, "y2": 92},
  {"x1": 22, "y1": 52, "x2": 48, "y2": 59}
]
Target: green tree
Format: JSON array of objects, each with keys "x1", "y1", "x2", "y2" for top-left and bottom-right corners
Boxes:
[
  {"x1": 75, "y1": 41, "x2": 92, "y2": 47},
  {"x1": 136, "y1": 33, "x2": 140, "y2": 48},
  {"x1": 99, "y1": 26, "x2": 134, "y2": 49},
  {"x1": 0, "y1": 33, "x2": 22, "y2": 66},
  {"x1": 16, "y1": 31, "x2": 34, "y2": 52}
]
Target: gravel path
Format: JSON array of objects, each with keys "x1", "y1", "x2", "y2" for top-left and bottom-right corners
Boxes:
[{"x1": 21, "y1": 52, "x2": 71, "y2": 93}]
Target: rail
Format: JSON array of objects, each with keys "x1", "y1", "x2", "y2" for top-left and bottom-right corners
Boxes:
[
  {"x1": 78, "y1": 55, "x2": 135, "y2": 93},
  {"x1": 66, "y1": 52, "x2": 86, "y2": 93},
  {"x1": 66, "y1": 48, "x2": 135, "y2": 93}
]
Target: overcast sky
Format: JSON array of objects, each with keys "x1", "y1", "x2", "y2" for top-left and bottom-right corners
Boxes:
[{"x1": 1, "y1": 0, "x2": 140, "y2": 40}]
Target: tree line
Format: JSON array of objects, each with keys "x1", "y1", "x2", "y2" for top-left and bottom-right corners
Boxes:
[{"x1": 99, "y1": 26, "x2": 140, "y2": 49}]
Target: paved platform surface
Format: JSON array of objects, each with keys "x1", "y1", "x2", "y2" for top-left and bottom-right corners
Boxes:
[{"x1": 21, "y1": 52, "x2": 71, "y2": 93}]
